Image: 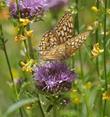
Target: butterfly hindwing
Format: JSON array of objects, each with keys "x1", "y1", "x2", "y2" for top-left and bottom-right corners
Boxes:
[
  {"x1": 41, "y1": 31, "x2": 90, "y2": 60},
  {"x1": 66, "y1": 31, "x2": 90, "y2": 53},
  {"x1": 41, "y1": 44, "x2": 66, "y2": 60}
]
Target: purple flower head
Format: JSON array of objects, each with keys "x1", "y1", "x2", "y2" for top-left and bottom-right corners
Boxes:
[
  {"x1": 45, "y1": 0, "x2": 69, "y2": 10},
  {"x1": 6, "y1": 0, "x2": 47, "y2": 19},
  {"x1": 33, "y1": 61, "x2": 76, "y2": 93}
]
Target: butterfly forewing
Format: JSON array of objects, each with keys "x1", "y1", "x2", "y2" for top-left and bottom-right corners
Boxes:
[
  {"x1": 54, "y1": 11, "x2": 74, "y2": 43},
  {"x1": 39, "y1": 31, "x2": 57, "y2": 55},
  {"x1": 39, "y1": 11, "x2": 74, "y2": 56}
]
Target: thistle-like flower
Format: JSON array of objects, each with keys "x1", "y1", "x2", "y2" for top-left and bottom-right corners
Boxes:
[
  {"x1": 6, "y1": 0, "x2": 47, "y2": 19},
  {"x1": 33, "y1": 61, "x2": 76, "y2": 93}
]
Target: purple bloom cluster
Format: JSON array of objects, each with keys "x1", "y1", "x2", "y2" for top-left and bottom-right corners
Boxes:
[
  {"x1": 6, "y1": 0, "x2": 47, "y2": 19},
  {"x1": 6, "y1": 0, "x2": 69, "y2": 19},
  {"x1": 33, "y1": 61, "x2": 76, "y2": 93}
]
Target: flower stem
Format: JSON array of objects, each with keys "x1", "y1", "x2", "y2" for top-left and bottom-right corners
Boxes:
[
  {"x1": 53, "y1": 105, "x2": 56, "y2": 117},
  {"x1": 95, "y1": 32, "x2": 100, "y2": 76},
  {"x1": 0, "y1": 25, "x2": 16, "y2": 96},
  {"x1": 0, "y1": 24, "x2": 23, "y2": 117},
  {"x1": 36, "y1": 94, "x2": 45, "y2": 117},
  {"x1": 95, "y1": 0, "x2": 100, "y2": 76},
  {"x1": 27, "y1": 25, "x2": 34, "y2": 59},
  {"x1": 16, "y1": 0, "x2": 21, "y2": 18},
  {"x1": 102, "y1": 0, "x2": 108, "y2": 116},
  {"x1": 75, "y1": 0, "x2": 84, "y2": 78},
  {"x1": 23, "y1": 40, "x2": 30, "y2": 58},
  {"x1": 103, "y1": 0, "x2": 108, "y2": 92}
]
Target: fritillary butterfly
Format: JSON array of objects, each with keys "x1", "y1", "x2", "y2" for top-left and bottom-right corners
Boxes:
[{"x1": 39, "y1": 11, "x2": 90, "y2": 61}]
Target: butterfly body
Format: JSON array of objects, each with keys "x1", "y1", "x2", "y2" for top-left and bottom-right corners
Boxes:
[{"x1": 39, "y1": 12, "x2": 90, "y2": 61}]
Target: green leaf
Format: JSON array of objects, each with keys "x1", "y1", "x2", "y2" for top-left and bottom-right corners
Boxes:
[{"x1": 5, "y1": 98, "x2": 38, "y2": 116}]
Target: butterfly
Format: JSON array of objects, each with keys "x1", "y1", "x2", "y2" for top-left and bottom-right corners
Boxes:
[{"x1": 39, "y1": 11, "x2": 90, "y2": 61}]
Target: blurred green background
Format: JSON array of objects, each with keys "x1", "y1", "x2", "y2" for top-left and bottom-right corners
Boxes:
[{"x1": 0, "y1": 0, "x2": 110, "y2": 117}]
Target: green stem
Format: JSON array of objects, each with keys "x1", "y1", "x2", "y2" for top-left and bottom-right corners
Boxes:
[
  {"x1": 85, "y1": 102, "x2": 90, "y2": 117},
  {"x1": 0, "y1": 25, "x2": 16, "y2": 96},
  {"x1": 16, "y1": 0, "x2": 21, "y2": 18},
  {"x1": 26, "y1": 25, "x2": 34, "y2": 59},
  {"x1": 103, "y1": 101, "x2": 107, "y2": 117},
  {"x1": 103, "y1": 0, "x2": 107, "y2": 91},
  {"x1": 0, "y1": 25, "x2": 23, "y2": 117},
  {"x1": 23, "y1": 40, "x2": 30, "y2": 59},
  {"x1": 75, "y1": 0, "x2": 84, "y2": 78},
  {"x1": 3, "y1": 39, "x2": 17, "y2": 94},
  {"x1": 19, "y1": 109, "x2": 24, "y2": 117},
  {"x1": 15, "y1": 0, "x2": 29, "y2": 59},
  {"x1": 102, "y1": 0, "x2": 108, "y2": 116},
  {"x1": 53, "y1": 105, "x2": 56, "y2": 117},
  {"x1": 36, "y1": 94, "x2": 45, "y2": 117},
  {"x1": 95, "y1": 0, "x2": 100, "y2": 76}
]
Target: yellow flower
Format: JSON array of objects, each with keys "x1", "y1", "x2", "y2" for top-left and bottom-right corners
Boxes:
[
  {"x1": 91, "y1": 6, "x2": 99, "y2": 13},
  {"x1": 83, "y1": 82, "x2": 92, "y2": 90},
  {"x1": 70, "y1": 89, "x2": 81, "y2": 105},
  {"x1": 102, "y1": 91, "x2": 110, "y2": 100},
  {"x1": 107, "y1": 9, "x2": 110, "y2": 15},
  {"x1": 91, "y1": 43, "x2": 104, "y2": 57},
  {"x1": 87, "y1": 25, "x2": 93, "y2": 31},
  {"x1": 101, "y1": 31, "x2": 109, "y2": 36},
  {"x1": 72, "y1": 89, "x2": 78, "y2": 93},
  {"x1": 15, "y1": 35, "x2": 26, "y2": 42},
  {"x1": 93, "y1": 21, "x2": 99, "y2": 27},
  {"x1": 19, "y1": 18, "x2": 31, "y2": 26},
  {"x1": 25, "y1": 30, "x2": 33, "y2": 38},
  {"x1": 87, "y1": 21, "x2": 99, "y2": 31},
  {"x1": 72, "y1": 97, "x2": 81, "y2": 104},
  {"x1": 20, "y1": 59, "x2": 34, "y2": 73},
  {"x1": 24, "y1": 103, "x2": 33, "y2": 110}
]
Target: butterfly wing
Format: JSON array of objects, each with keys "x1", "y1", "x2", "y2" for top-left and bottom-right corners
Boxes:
[
  {"x1": 41, "y1": 44, "x2": 66, "y2": 60},
  {"x1": 54, "y1": 11, "x2": 74, "y2": 43},
  {"x1": 38, "y1": 31, "x2": 58, "y2": 55},
  {"x1": 39, "y1": 12, "x2": 74, "y2": 56},
  {"x1": 41, "y1": 31, "x2": 90, "y2": 61},
  {"x1": 65, "y1": 31, "x2": 90, "y2": 54}
]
